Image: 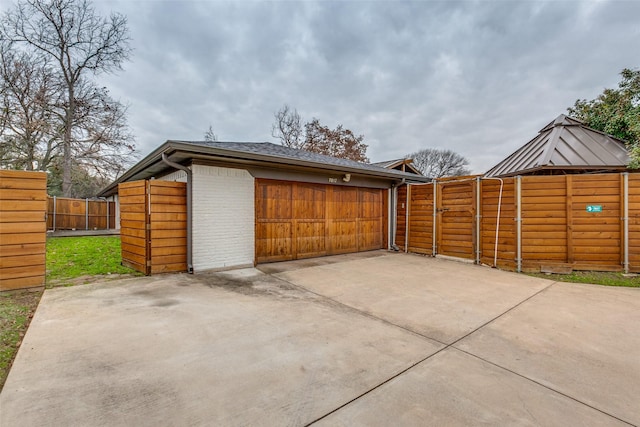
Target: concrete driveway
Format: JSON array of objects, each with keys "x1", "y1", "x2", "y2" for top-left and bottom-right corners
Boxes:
[{"x1": 1, "y1": 252, "x2": 638, "y2": 426}]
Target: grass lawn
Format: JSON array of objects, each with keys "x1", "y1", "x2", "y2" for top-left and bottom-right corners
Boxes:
[
  {"x1": 1, "y1": 235, "x2": 140, "y2": 392},
  {"x1": 0, "y1": 289, "x2": 42, "y2": 390},
  {"x1": 528, "y1": 270, "x2": 640, "y2": 287},
  {"x1": 46, "y1": 235, "x2": 141, "y2": 287}
]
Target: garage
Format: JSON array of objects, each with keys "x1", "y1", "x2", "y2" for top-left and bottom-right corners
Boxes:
[
  {"x1": 255, "y1": 179, "x2": 388, "y2": 263},
  {"x1": 99, "y1": 140, "x2": 428, "y2": 273}
]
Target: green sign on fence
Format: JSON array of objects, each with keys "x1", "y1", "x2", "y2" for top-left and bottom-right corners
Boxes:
[{"x1": 586, "y1": 205, "x2": 602, "y2": 213}]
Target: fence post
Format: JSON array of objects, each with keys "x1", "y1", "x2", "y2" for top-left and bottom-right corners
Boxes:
[
  {"x1": 404, "y1": 184, "x2": 410, "y2": 252},
  {"x1": 106, "y1": 200, "x2": 110, "y2": 230},
  {"x1": 53, "y1": 195, "x2": 57, "y2": 232},
  {"x1": 516, "y1": 176, "x2": 522, "y2": 273},
  {"x1": 475, "y1": 176, "x2": 481, "y2": 265},
  {"x1": 432, "y1": 180, "x2": 437, "y2": 257},
  {"x1": 85, "y1": 198, "x2": 89, "y2": 230},
  {"x1": 623, "y1": 172, "x2": 629, "y2": 273}
]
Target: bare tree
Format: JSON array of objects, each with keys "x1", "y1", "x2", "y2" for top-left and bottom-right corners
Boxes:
[
  {"x1": 272, "y1": 104, "x2": 303, "y2": 149},
  {"x1": 407, "y1": 148, "x2": 471, "y2": 178},
  {"x1": 204, "y1": 124, "x2": 217, "y2": 142},
  {"x1": 0, "y1": 45, "x2": 60, "y2": 171},
  {"x1": 46, "y1": 159, "x2": 112, "y2": 198},
  {"x1": 304, "y1": 118, "x2": 369, "y2": 162},
  {"x1": 1, "y1": 0, "x2": 133, "y2": 196},
  {"x1": 68, "y1": 80, "x2": 135, "y2": 180},
  {"x1": 272, "y1": 105, "x2": 369, "y2": 162}
]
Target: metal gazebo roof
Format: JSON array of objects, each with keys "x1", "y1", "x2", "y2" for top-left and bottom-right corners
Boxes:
[{"x1": 485, "y1": 114, "x2": 630, "y2": 177}]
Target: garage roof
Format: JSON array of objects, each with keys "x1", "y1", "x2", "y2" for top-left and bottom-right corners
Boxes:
[
  {"x1": 371, "y1": 158, "x2": 422, "y2": 175},
  {"x1": 485, "y1": 114, "x2": 631, "y2": 177},
  {"x1": 99, "y1": 140, "x2": 430, "y2": 197}
]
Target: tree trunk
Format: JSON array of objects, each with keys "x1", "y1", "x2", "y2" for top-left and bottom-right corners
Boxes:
[{"x1": 62, "y1": 86, "x2": 74, "y2": 197}]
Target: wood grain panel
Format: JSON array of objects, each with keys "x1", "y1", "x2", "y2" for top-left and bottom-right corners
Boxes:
[
  {"x1": 438, "y1": 180, "x2": 475, "y2": 260},
  {"x1": 407, "y1": 184, "x2": 434, "y2": 255},
  {"x1": 479, "y1": 178, "x2": 516, "y2": 269},
  {"x1": 395, "y1": 185, "x2": 407, "y2": 249},
  {"x1": 255, "y1": 179, "x2": 386, "y2": 263},
  {"x1": 400, "y1": 174, "x2": 638, "y2": 271},
  {"x1": 256, "y1": 222, "x2": 293, "y2": 263},
  {"x1": 46, "y1": 197, "x2": 115, "y2": 230},
  {"x1": 294, "y1": 183, "x2": 327, "y2": 259},
  {"x1": 0, "y1": 170, "x2": 46, "y2": 290},
  {"x1": 570, "y1": 175, "x2": 621, "y2": 268},
  {"x1": 148, "y1": 181, "x2": 187, "y2": 273},
  {"x1": 118, "y1": 181, "x2": 148, "y2": 274},
  {"x1": 118, "y1": 180, "x2": 187, "y2": 275}
]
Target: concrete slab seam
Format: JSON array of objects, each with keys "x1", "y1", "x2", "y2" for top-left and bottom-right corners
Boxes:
[
  {"x1": 273, "y1": 275, "x2": 448, "y2": 347},
  {"x1": 445, "y1": 281, "x2": 636, "y2": 426},
  {"x1": 446, "y1": 280, "x2": 558, "y2": 347},
  {"x1": 279, "y1": 276, "x2": 569, "y2": 426},
  {"x1": 449, "y1": 347, "x2": 635, "y2": 426},
  {"x1": 278, "y1": 274, "x2": 634, "y2": 426},
  {"x1": 304, "y1": 343, "x2": 453, "y2": 426}
]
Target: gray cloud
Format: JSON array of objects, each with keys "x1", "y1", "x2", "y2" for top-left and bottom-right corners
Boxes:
[{"x1": 62, "y1": 1, "x2": 640, "y2": 172}]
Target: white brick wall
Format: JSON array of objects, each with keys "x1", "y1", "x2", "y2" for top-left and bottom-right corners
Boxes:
[
  {"x1": 192, "y1": 165, "x2": 255, "y2": 271},
  {"x1": 160, "y1": 165, "x2": 255, "y2": 271},
  {"x1": 159, "y1": 170, "x2": 188, "y2": 182}
]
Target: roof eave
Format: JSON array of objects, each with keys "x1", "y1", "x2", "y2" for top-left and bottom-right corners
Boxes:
[
  {"x1": 167, "y1": 141, "x2": 430, "y2": 181},
  {"x1": 486, "y1": 164, "x2": 629, "y2": 178},
  {"x1": 98, "y1": 141, "x2": 430, "y2": 197}
]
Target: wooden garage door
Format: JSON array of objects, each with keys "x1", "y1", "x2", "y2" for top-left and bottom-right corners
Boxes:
[{"x1": 256, "y1": 180, "x2": 387, "y2": 263}]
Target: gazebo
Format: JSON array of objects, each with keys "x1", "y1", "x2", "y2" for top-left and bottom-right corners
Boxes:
[{"x1": 486, "y1": 114, "x2": 630, "y2": 177}]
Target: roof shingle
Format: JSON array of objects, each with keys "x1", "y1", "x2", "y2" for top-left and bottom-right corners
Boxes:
[{"x1": 174, "y1": 141, "x2": 403, "y2": 175}]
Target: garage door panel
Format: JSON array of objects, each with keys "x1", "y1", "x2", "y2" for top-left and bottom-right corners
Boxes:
[
  {"x1": 294, "y1": 184, "x2": 326, "y2": 219},
  {"x1": 328, "y1": 220, "x2": 358, "y2": 254},
  {"x1": 296, "y1": 221, "x2": 327, "y2": 258},
  {"x1": 359, "y1": 219, "x2": 383, "y2": 251},
  {"x1": 256, "y1": 180, "x2": 386, "y2": 263},
  {"x1": 256, "y1": 182, "x2": 292, "y2": 219},
  {"x1": 256, "y1": 222, "x2": 293, "y2": 262},
  {"x1": 359, "y1": 189, "x2": 383, "y2": 219},
  {"x1": 331, "y1": 187, "x2": 358, "y2": 219}
]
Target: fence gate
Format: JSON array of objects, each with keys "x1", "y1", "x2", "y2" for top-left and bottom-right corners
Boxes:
[
  {"x1": 119, "y1": 180, "x2": 187, "y2": 275},
  {"x1": 0, "y1": 170, "x2": 47, "y2": 291},
  {"x1": 436, "y1": 179, "x2": 476, "y2": 260}
]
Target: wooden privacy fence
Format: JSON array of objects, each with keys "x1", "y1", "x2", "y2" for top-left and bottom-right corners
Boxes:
[
  {"x1": 47, "y1": 197, "x2": 116, "y2": 230},
  {"x1": 0, "y1": 170, "x2": 47, "y2": 291},
  {"x1": 396, "y1": 173, "x2": 640, "y2": 273},
  {"x1": 119, "y1": 180, "x2": 187, "y2": 275}
]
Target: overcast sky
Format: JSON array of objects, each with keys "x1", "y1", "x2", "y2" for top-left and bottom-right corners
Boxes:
[{"x1": 66, "y1": 0, "x2": 640, "y2": 172}]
